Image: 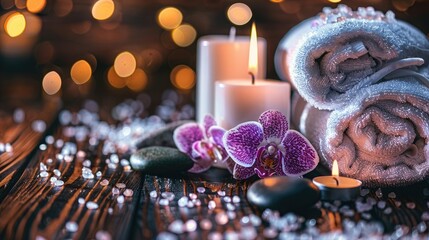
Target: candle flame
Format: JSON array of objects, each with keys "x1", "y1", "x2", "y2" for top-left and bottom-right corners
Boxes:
[
  {"x1": 248, "y1": 22, "x2": 258, "y2": 77},
  {"x1": 332, "y1": 160, "x2": 339, "y2": 177}
]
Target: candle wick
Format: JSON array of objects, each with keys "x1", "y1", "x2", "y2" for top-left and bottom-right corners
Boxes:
[
  {"x1": 333, "y1": 177, "x2": 339, "y2": 186},
  {"x1": 249, "y1": 72, "x2": 255, "y2": 85},
  {"x1": 229, "y1": 27, "x2": 236, "y2": 41}
]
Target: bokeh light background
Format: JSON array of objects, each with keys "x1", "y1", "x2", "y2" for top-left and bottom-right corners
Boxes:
[{"x1": 0, "y1": 0, "x2": 428, "y2": 118}]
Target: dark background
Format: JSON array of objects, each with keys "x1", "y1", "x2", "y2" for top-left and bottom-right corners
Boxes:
[{"x1": 1, "y1": 0, "x2": 428, "y2": 116}]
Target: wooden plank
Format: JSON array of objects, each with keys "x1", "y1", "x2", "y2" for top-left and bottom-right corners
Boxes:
[
  {"x1": 0, "y1": 108, "x2": 143, "y2": 240},
  {"x1": 0, "y1": 99, "x2": 60, "y2": 199},
  {"x1": 131, "y1": 168, "x2": 429, "y2": 238}
]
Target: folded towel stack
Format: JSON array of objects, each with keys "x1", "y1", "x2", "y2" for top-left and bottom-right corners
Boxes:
[{"x1": 276, "y1": 5, "x2": 429, "y2": 186}]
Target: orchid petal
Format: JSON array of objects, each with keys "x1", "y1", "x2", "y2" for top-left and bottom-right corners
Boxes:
[
  {"x1": 233, "y1": 163, "x2": 256, "y2": 180},
  {"x1": 188, "y1": 161, "x2": 212, "y2": 173},
  {"x1": 223, "y1": 122, "x2": 263, "y2": 167},
  {"x1": 191, "y1": 141, "x2": 213, "y2": 163},
  {"x1": 224, "y1": 158, "x2": 235, "y2": 174},
  {"x1": 203, "y1": 115, "x2": 217, "y2": 137},
  {"x1": 209, "y1": 126, "x2": 226, "y2": 147},
  {"x1": 259, "y1": 110, "x2": 289, "y2": 143},
  {"x1": 281, "y1": 130, "x2": 319, "y2": 176},
  {"x1": 173, "y1": 123, "x2": 204, "y2": 156}
]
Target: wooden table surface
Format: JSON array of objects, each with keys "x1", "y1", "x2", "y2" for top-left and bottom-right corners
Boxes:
[{"x1": 1, "y1": 99, "x2": 429, "y2": 240}]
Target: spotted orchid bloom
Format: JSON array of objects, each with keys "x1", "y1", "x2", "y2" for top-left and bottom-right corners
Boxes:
[
  {"x1": 173, "y1": 115, "x2": 230, "y2": 173},
  {"x1": 223, "y1": 110, "x2": 319, "y2": 180}
]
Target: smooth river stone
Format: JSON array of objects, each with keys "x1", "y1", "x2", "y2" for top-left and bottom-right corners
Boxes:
[
  {"x1": 247, "y1": 176, "x2": 320, "y2": 213},
  {"x1": 136, "y1": 121, "x2": 191, "y2": 148},
  {"x1": 130, "y1": 146, "x2": 194, "y2": 175}
]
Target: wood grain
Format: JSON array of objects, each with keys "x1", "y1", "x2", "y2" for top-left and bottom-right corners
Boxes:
[
  {"x1": 0, "y1": 106, "x2": 143, "y2": 240},
  {"x1": 0, "y1": 99, "x2": 60, "y2": 200},
  {"x1": 1, "y1": 101, "x2": 429, "y2": 239}
]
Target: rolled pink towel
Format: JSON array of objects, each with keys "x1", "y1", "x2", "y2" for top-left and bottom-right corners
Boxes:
[
  {"x1": 275, "y1": 5, "x2": 429, "y2": 110},
  {"x1": 296, "y1": 80, "x2": 429, "y2": 186}
]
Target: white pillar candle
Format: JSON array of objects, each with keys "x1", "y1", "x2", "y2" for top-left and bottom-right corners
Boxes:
[
  {"x1": 214, "y1": 79, "x2": 291, "y2": 130},
  {"x1": 196, "y1": 35, "x2": 267, "y2": 122}
]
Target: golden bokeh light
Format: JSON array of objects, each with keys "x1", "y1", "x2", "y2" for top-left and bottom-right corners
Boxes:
[
  {"x1": 92, "y1": 0, "x2": 115, "y2": 21},
  {"x1": 157, "y1": 7, "x2": 183, "y2": 30},
  {"x1": 27, "y1": 0, "x2": 46, "y2": 13},
  {"x1": 71, "y1": 60, "x2": 92, "y2": 85},
  {"x1": 171, "y1": 24, "x2": 196, "y2": 47},
  {"x1": 42, "y1": 71, "x2": 62, "y2": 95},
  {"x1": 328, "y1": 0, "x2": 341, "y2": 3},
  {"x1": 126, "y1": 68, "x2": 148, "y2": 92},
  {"x1": 170, "y1": 65, "x2": 195, "y2": 90},
  {"x1": 114, "y1": 51, "x2": 137, "y2": 78},
  {"x1": 23, "y1": 12, "x2": 42, "y2": 35},
  {"x1": 227, "y1": 3, "x2": 252, "y2": 26},
  {"x1": 14, "y1": 0, "x2": 25, "y2": 9},
  {"x1": 4, "y1": 12, "x2": 26, "y2": 37},
  {"x1": 54, "y1": 0, "x2": 73, "y2": 17},
  {"x1": 107, "y1": 66, "x2": 126, "y2": 88},
  {"x1": 1, "y1": 0, "x2": 14, "y2": 10},
  {"x1": 270, "y1": 0, "x2": 283, "y2": 2},
  {"x1": 279, "y1": 1, "x2": 301, "y2": 14},
  {"x1": 392, "y1": 0, "x2": 415, "y2": 12}
]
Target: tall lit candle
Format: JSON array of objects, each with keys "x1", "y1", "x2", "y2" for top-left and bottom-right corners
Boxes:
[
  {"x1": 196, "y1": 27, "x2": 267, "y2": 122},
  {"x1": 312, "y1": 160, "x2": 362, "y2": 201},
  {"x1": 214, "y1": 23, "x2": 290, "y2": 130}
]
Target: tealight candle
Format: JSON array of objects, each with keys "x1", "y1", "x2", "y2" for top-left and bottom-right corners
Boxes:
[{"x1": 312, "y1": 160, "x2": 362, "y2": 201}]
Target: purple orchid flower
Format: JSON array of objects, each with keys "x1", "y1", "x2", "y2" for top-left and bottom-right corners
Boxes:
[
  {"x1": 173, "y1": 115, "x2": 230, "y2": 173},
  {"x1": 223, "y1": 110, "x2": 319, "y2": 180}
]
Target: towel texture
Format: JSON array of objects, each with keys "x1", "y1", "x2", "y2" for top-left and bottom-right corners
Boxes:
[
  {"x1": 275, "y1": 5, "x2": 429, "y2": 110},
  {"x1": 296, "y1": 80, "x2": 429, "y2": 186},
  {"x1": 278, "y1": 5, "x2": 429, "y2": 186}
]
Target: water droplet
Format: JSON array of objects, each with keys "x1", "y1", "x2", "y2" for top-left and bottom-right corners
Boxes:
[
  {"x1": 188, "y1": 193, "x2": 197, "y2": 200},
  {"x1": 200, "y1": 219, "x2": 212, "y2": 230},
  {"x1": 156, "y1": 232, "x2": 177, "y2": 240},
  {"x1": 208, "y1": 200, "x2": 216, "y2": 210},
  {"x1": 178, "y1": 196, "x2": 188, "y2": 207},
  {"x1": 112, "y1": 187, "x2": 120, "y2": 195},
  {"x1": 39, "y1": 171, "x2": 49, "y2": 178},
  {"x1": 406, "y1": 202, "x2": 416, "y2": 209},
  {"x1": 86, "y1": 201, "x2": 99, "y2": 209},
  {"x1": 215, "y1": 212, "x2": 228, "y2": 225},
  {"x1": 197, "y1": 187, "x2": 206, "y2": 193},
  {"x1": 375, "y1": 188, "x2": 383, "y2": 198},
  {"x1": 388, "y1": 192, "x2": 396, "y2": 199},
  {"x1": 149, "y1": 190, "x2": 157, "y2": 198},
  {"x1": 159, "y1": 199, "x2": 169, "y2": 206},
  {"x1": 263, "y1": 227, "x2": 278, "y2": 238},
  {"x1": 117, "y1": 195, "x2": 125, "y2": 204},
  {"x1": 168, "y1": 220, "x2": 184, "y2": 234},
  {"x1": 100, "y1": 179, "x2": 109, "y2": 186},
  {"x1": 161, "y1": 192, "x2": 175, "y2": 201},
  {"x1": 232, "y1": 196, "x2": 240, "y2": 204},
  {"x1": 207, "y1": 232, "x2": 222, "y2": 240},
  {"x1": 124, "y1": 189, "x2": 134, "y2": 197},
  {"x1": 65, "y1": 221, "x2": 78, "y2": 232},
  {"x1": 53, "y1": 169, "x2": 61, "y2": 177},
  {"x1": 95, "y1": 230, "x2": 112, "y2": 240},
  {"x1": 55, "y1": 180, "x2": 64, "y2": 187},
  {"x1": 185, "y1": 219, "x2": 197, "y2": 232}
]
